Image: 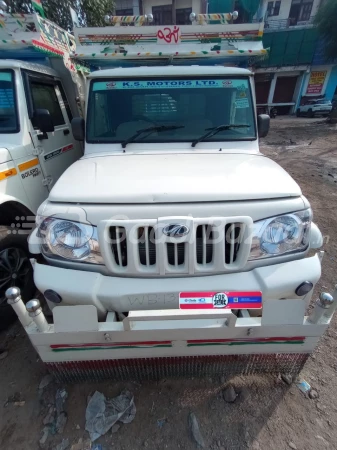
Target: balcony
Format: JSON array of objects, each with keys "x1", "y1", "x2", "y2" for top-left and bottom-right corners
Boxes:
[{"x1": 264, "y1": 16, "x2": 315, "y2": 31}]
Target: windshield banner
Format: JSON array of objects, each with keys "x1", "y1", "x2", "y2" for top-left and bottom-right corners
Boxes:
[{"x1": 93, "y1": 79, "x2": 249, "y2": 91}]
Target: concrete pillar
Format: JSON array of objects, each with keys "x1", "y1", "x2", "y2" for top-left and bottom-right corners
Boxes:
[
  {"x1": 293, "y1": 72, "x2": 306, "y2": 113},
  {"x1": 267, "y1": 73, "x2": 277, "y2": 113}
]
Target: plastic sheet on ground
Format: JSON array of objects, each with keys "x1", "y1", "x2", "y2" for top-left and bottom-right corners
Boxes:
[{"x1": 85, "y1": 390, "x2": 136, "y2": 441}]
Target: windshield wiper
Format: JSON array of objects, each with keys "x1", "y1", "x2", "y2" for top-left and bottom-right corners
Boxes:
[
  {"x1": 121, "y1": 125, "x2": 185, "y2": 148},
  {"x1": 191, "y1": 124, "x2": 251, "y2": 148}
]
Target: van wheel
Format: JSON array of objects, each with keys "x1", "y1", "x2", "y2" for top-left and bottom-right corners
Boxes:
[
  {"x1": 0, "y1": 227, "x2": 35, "y2": 331},
  {"x1": 307, "y1": 109, "x2": 314, "y2": 118},
  {"x1": 296, "y1": 109, "x2": 301, "y2": 117}
]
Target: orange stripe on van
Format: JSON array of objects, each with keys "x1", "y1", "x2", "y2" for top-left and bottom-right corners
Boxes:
[
  {"x1": 18, "y1": 158, "x2": 39, "y2": 172},
  {"x1": 0, "y1": 168, "x2": 17, "y2": 181}
]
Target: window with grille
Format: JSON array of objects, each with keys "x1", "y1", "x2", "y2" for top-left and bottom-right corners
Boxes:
[
  {"x1": 176, "y1": 8, "x2": 192, "y2": 25},
  {"x1": 267, "y1": 1, "x2": 281, "y2": 16},
  {"x1": 300, "y1": 2, "x2": 313, "y2": 21},
  {"x1": 289, "y1": 0, "x2": 313, "y2": 24},
  {"x1": 152, "y1": 5, "x2": 172, "y2": 25},
  {"x1": 115, "y1": 8, "x2": 133, "y2": 15}
]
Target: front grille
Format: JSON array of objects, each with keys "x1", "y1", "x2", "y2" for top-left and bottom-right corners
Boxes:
[
  {"x1": 225, "y1": 223, "x2": 244, "y2": 264},
  {"x1": 196, "y1": 225, "x2": 213, "y2": 264},
  {"x1": 110, "y1": 226, "x2": 127, "y2": 266},
  {"x1": 106, "y1": 217, "x2": 251, "y2": 276},
  {"x1": 138, "y1": 226, "x2": 156, "y2": 266},
  {"x1": 167, "y1": 243, "x2": 185, "y2": 266}
]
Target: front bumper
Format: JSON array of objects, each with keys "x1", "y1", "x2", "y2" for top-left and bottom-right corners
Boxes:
[
  {"x1": 33, "y1": 254, "x2": 321, "y2": 318},
  {"x1": 313, "y1": 109, "x2": 332, "y2": 114},
  {"x1": 8, "y1": 252, "x2": 335, "y2": 382}
]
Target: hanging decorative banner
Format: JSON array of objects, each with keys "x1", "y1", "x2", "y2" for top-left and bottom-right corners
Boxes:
[
  {"x1": 32, "y1": 0, "x2": 45, "y2": 18},
  {"x1": 93, "y1": 78, "x2": 250, "y2": 91},
  {"x1": 306, "y1": 71, "x2": 327, "y2": 95}
]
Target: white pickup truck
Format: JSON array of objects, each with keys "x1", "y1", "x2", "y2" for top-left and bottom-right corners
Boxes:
[
  {"x1": 0, "y1": 12, "x2": 85, "y2": 329},
  {"x1": 8, "y1": 13, "x2": 337, "y2": 382}
]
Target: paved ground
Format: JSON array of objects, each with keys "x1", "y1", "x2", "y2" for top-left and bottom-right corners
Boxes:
[{"x1": 1, "y1": 116, "x2": 337, "y2": 450}]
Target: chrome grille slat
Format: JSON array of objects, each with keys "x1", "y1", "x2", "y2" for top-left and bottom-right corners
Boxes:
[
  {"x1": 116, "y1": 226, "x2": 123, "y2": 266},
  {"x1": 229, "y1": 224, "x2": 235, "y2": 264},
  {"x1": 144, "y1": 226, "x2": 149, "y2": 266},
  {"x1": 202, "y1": 225, "x2": 207, "y2": 265}
]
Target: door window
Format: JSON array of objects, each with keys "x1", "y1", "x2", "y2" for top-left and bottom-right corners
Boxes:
[
  {"x1": 30, "y1": 82, "x2": 65, "y2": 128},
  {"x1": 0, "y1": 70, "x2": 19, "y2": 133}
]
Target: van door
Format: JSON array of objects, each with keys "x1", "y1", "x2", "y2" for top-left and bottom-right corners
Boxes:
[{"x1": 23, "y1": 71, "x2": 82, "y2": 190}]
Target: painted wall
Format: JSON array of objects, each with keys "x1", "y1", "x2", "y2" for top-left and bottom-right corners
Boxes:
[
  {"x1": 261, "y1": 0, "x2": 321, "y2": 22},
  {"x1": 143, "y1": 0, "x2": 201, "y2": 15}
]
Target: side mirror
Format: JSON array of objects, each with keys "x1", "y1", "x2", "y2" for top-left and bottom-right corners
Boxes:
[
  {"x1": 71, "y1": 117, "x2": 85, "y2": 141},
  {"x1": 257, "y1": 114, "x2": 270, "y2": 138},
  {"x1": 33, "y1": 109, "x2": 54, "y2": 133}
]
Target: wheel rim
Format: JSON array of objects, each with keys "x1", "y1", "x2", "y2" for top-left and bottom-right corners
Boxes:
[{"x1": 0, "y1": 247, "x2": 31, "y2": 307}]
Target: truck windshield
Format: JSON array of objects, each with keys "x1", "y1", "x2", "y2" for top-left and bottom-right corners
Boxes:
[
  {"x1": 0, "y1": 70, "x2": 19, "y2": 133},
  {"x1": 87, "y1": 77, "x2": 256, "y2": 144}
]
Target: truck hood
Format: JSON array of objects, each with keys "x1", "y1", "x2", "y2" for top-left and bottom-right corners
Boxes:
[{"x1": 49, "y1": 153, "x2": 302, "y2": 204}]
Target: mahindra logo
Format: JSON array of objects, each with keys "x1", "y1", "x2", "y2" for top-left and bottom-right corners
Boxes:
[{"x1": 163, "y1": 224, "x2": 189, "y2": 238}]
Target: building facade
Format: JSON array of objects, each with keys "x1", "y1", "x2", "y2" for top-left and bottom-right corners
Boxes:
[
  {"x1": 113, "y1": 0, "x2": 336, "y2": 114},
  {"x1": 254, "y1": 0, "x2": 337, "y2": 114},
  {"x1": 114, "y1": 0, "x2": 206, "y2": 22}
]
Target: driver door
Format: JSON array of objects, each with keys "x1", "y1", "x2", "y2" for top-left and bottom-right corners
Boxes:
[{"x1": 23, "y1": 71, "x2": 82, "y2": 190}]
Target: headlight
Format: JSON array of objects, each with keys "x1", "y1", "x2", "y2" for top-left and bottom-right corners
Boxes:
[
  {"x1": 249, "y1": 209, "x2": 312, "y2": 260},
  {"x1": 38, "y1": 217, "x2": 104, "y2": 265}
]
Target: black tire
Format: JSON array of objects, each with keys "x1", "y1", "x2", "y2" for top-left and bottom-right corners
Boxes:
[
  {"x1": 307, "y1": 109, "x2": 314, "y2": 118},
  {"x1": 296, "y1": 109, "x2": 301, "y2": 117},
  {"x1": 0, "y1": 227, "x2": 35, "y2": 331}
]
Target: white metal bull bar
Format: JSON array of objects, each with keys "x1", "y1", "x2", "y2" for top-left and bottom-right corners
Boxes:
[{"x1": 6, "y1": 285, "x2": 337, "y2": 382}]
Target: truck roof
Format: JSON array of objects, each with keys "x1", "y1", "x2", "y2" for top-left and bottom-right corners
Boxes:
[
  {"x1": 88, "y1": 65, "x2": 252, "y2": 79},
  {"x1": 0, "y1": 59, "x2": 59, "y2": 77}
]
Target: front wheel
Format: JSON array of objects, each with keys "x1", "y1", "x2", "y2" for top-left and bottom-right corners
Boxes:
[
  {"x1": 307, "y1": 109, "x2": 314, "y2": 118},
  {"x1": 296, "y1": 109, "x2": 301, "y2": 117},
  {"x1": 0, "y1": 227, "x2": 35, "y2": 331}
]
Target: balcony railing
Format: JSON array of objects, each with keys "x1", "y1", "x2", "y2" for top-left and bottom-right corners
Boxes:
[{"x1": 264, "y1": 16, "x2": 315, "y2": 31}]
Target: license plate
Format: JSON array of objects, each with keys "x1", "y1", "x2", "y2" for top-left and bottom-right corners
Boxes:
[{"x1": 179, "y1": 291, "x2": 262, "y2": 310}]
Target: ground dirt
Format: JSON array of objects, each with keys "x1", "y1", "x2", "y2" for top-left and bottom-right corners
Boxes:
[{"x1": 1, "y1": 117, "x2": 337, "y2": 450}]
